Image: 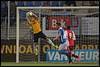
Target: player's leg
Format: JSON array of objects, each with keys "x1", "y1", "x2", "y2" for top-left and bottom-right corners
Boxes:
[
  {"x1": 46, "y1": 37, "x2": 58, "y2": 48},
  {"x1": 69, "y1": 46, "x2": 80, "y2": 62},
  {"x1": 39, "y1": 31, "x2": 58, "y2": 48},
  {"x1": 58, "y1": 44, "x2": 69, "y2": 55},
  {"x1": 58, "y1": 44, "x2": 72, "y2": 63},
  {"x1": 64, "y1": 45, "x2": 73, "y2": 64},
  {"x1": 33, "y1": 33, "x2": 39, "y2": 55},
  {"x1": 58, "y1": 45, "x2": 66, "y2": 54},
  {"x1": 63, "y1": 41, "x2": 73, "y2": 63}
]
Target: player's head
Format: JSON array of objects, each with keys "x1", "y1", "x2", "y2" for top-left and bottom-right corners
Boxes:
[
  {"x1": 26, "y1": 11, "x2": 38, "y2": 21},
  {"x1": 56, "y1": 23, "x2": 61, "y2": 27},
  {"x1": 67, "y1": 26, "x2": 71, "y2": 30}
]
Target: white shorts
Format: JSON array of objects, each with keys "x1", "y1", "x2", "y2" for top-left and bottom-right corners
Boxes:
[{"x1": 59, "y1": 40, "x2": 69, "y2": 50}]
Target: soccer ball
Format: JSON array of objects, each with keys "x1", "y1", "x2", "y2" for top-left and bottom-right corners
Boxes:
[
  {"x1": 26, "y1": 11, "x2": 37, "y2": 18},
  {"x1": 26, "y1": 11, "x2": 33, "y2": 17}
]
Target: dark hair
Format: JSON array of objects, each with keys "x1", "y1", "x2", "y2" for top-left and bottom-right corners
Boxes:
[
  {"x1": 67, "y1": 26, "x2": 71, "y2": 29},
  {"x1": 56, "y1": 23, "x2": 61, "y2": 26}
]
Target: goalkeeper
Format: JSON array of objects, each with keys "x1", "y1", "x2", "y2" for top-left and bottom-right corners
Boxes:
[{"x1": 26, "y1": 11, "x2": 58, "y2": 55}]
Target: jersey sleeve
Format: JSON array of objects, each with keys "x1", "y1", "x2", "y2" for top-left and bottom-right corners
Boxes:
[
  {"x1": 64, "y1": 30, "x2": 68, "y2": 37},
  {"x1": 58, "y1": 29, "x2": 62, "y2": 36},
  {"x1": 72, "y1": 31, "x2": 76, "y2": 40}
]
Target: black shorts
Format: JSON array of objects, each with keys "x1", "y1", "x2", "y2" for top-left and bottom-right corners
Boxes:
[{"x1": 33, "y1": 31, "x2": 47, "y2": 42}]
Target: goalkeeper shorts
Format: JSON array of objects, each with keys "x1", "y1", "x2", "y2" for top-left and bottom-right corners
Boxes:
[{"x1": 33, "y1": 31, "x2": 47, "y2": 42}]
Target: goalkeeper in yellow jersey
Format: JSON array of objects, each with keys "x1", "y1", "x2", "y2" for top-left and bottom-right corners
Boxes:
[{"x1": 26, "y1": 11, "x2": 58, "y2": 55}]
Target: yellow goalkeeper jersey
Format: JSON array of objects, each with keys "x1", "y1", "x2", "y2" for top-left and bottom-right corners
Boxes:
[{"x1": 30, "y1": 19, "x2": 41, "y2": 34}]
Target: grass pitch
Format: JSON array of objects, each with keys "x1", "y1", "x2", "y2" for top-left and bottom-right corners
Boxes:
[{"x1": 1, "y1": 62, "x2": 99, "y2": 66}]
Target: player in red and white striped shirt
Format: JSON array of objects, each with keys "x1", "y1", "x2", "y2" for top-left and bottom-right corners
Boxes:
[{"x1": 65, "y1": 26, "x2": 80, "y2": 63}]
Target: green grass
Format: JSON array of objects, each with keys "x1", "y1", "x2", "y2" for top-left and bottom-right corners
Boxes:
[{"x1": 1, "y1": 62, "x2": 99, "y2": 66}]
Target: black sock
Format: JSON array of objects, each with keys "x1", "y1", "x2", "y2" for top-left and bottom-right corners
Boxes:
[
  {"x1": 65, "y1": 51, "x2": 72, "y2": 63},
  {"x1": 72, "y1": 54, "x2": 78, "y2": 58}
]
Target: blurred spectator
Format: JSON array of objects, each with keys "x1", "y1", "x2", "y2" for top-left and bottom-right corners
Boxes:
[
  {"x1": 49, "y1": 1, "x2": 60, "y2": 6},
  {"x1": 82, "y1": 1, "x2": 91, "y2": 6},
  {"x1": 24, "y1": 1, "x2": 34, "y2": 6},
  {"x1": 10, "y1": 1, "x2": 16, "y2": 17},
  {"x1": 42, "y1": 1, "x2": 49, "y2": 6},
  {"x1": 90, "y1": 1, "x2": 99, "y2": 6},
  {"x1": 33, "y1": 1, "x2": 42, "y2": 6},
  {"x1": 59, "y1": 1, "x2": 65, "y2": 6},
  {"x1": 1, "y1": 1, "x2": 8, "y2": 17},
  {"x1": 15, "y1": 1, "x2": 24, "y2": 6},
  {"x1": 64, "y1": 1, "x2": 76, "y2": 6},
  {"x1": 75, "y1": 1, "x2": 83, "y2": 6},
  {"x1": 42, "y1": 1, "x2": 65, "y2": 6},
  {"x1": 10, "y1": 1, "x2": 16, "y2": 26},
  {"x1": 1, "y1": 1, "x2": 8, "y2": 24},
  {"x1": 63, "y1": 1, "x2": 76, "y2": 12}
]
